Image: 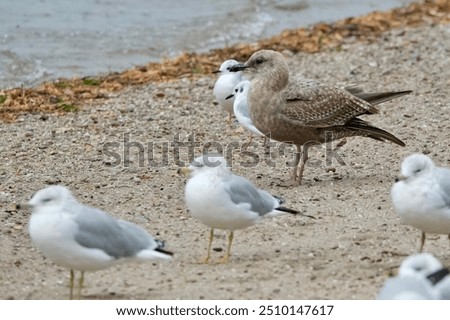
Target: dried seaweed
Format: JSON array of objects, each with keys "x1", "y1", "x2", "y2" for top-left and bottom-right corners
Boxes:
[{"x1": 0, "y1": 0, "x2": 449, "y2": 122}]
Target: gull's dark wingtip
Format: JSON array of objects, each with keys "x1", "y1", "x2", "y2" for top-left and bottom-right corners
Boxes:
[
  {"x1": 276, "y1": 206, "x2": 298, "y2": 214},
  {"x1": 426, "y1": 267, "x2": 450, "y2": 285},
  {"x1": 155, "y1": 247, "x2": 174, "y2": 256},
  {"x1": 276, "y1": 206, "x2": 315, "y2": 220}
]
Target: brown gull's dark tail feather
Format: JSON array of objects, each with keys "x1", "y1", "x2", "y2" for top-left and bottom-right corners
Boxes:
[
  {"x1": 346, "y1": 118, "x2": 406, "y2": 147},
  {"x1": 350, "y1": 89, "x2": 413, "y2": 106}
]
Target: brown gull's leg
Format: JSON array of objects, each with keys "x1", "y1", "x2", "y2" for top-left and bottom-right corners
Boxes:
[
  {"x1": 297, "y1": 143, "x2": 312, "y2": 185},
  {"x1": 291, "y1": 145, "x2": 301, "y2": 182}
]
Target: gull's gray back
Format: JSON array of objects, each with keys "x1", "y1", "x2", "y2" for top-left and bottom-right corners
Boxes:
[
  {"x1": 72, "y1": 205, "x2": 155, "y2": 259},
  {"x1": 225, "y1": 175, "x2": 276, "y2": 216}
]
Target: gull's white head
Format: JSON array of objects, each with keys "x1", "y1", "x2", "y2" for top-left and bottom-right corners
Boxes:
[
  {"x1": 178, "y1": 154, "x2": 229, "y2": 176},
  {"x1": 398, "y1": 253, "x2": 443, "y2": 277},
  {"x1": 234, "y1": 80, "x2": 251, "y2": 97},
  {"x1": 397, "y1": 154, "x2": 435, "y2": 182},
  {"x1": 215, "y1": 59, "x2": 240, "y2": 74},
  {"x1": 28, "y1": 185, "x2": 75, "y2": 210},
  {"x1": 226, "y1": 80, "x2": 251, "y2": 101}
]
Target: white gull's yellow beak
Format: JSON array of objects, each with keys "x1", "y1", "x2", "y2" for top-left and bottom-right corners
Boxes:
[{"x1": 177, "y1": 167, "x2": 192, "y2": 175}]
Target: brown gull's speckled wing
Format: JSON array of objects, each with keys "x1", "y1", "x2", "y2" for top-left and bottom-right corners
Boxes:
[{"x1": 279, "y1": 77, "x2": 379, "y2": 128}]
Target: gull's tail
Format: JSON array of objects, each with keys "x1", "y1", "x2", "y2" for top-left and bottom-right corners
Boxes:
[
  {"x1": 154, "y1": 247, "x2": 174, "y2": 258},
  {"x1": 136, "y1": 239, "x2": 174, "y2": 260},
  {"x1": 136, "y1": 247, "x2": 173, "y2": 260},
  {"x1": 275, "y1": 206, "x2": 315, "y2": 219},
  {"x1": 346, "y1": 86, "x2": 412, "y2": 106},
  {"x1": 346, "y1": 118, "x2": 406, "y2": 147},
  {"x1": 154, "y1": 239, "x2": 174, "y2": 258}
]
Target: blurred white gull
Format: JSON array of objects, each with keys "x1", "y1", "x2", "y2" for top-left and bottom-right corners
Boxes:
[{"x1": 391, "y1": 153, "x2": 450, "y2": 252}]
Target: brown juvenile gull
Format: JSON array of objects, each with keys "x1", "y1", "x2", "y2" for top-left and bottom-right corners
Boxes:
[{"x1": 229, "y1": 50, "x2": 411, "y2": 184}]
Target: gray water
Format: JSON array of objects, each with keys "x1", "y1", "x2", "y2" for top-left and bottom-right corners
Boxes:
[{"x1": 0, "y1": 0, "x2": 413, "y2": 89}]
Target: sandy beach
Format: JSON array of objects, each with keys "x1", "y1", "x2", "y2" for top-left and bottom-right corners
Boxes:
[{"x1": 1, "y1": 2, "x2": 450, "y2": 299}]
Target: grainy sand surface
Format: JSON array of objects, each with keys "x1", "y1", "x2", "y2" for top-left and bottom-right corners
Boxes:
[{"x1": 1, "y1": 21, "x2": 449, "y2": 299}]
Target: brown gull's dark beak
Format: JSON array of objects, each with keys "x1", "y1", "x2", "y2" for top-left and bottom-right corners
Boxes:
[{"x1": 229, "y1": 63, "x2": 247, "y2": 72}]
